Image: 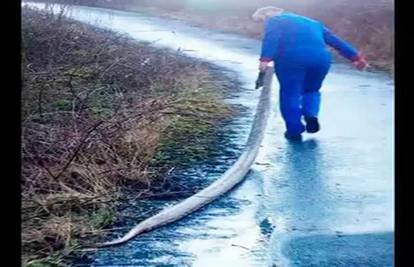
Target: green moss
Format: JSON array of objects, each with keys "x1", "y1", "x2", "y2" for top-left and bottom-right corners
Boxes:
[
  {"x1": 63, "y1": 66, "x2": 97, "y2": 79},
  {"x1": 89, "y1": 209, "x2": 116, "y2": 229},
  {"x1": 26, "y1": 262, "x2": 59, "y2": 267},
  {"x1": 24, "y1": 256, "x2": 62, "y2": 267},
  {"x1": 51, "y1": 99, "x2": 72, "y2": 111}
]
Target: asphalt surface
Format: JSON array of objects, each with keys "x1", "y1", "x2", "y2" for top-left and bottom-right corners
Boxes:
[{"x1": 26, "y1": 3, "x2": 394, "y2": 267}]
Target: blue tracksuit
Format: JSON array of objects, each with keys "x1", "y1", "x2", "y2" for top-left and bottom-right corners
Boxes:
[{"x1": 260, "y1": 12, "x2": 360, "y2": 135}]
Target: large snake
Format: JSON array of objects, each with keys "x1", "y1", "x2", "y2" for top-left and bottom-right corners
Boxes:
[{"x1": 95, "y1": 67, "x2": 274, "y2": 247}]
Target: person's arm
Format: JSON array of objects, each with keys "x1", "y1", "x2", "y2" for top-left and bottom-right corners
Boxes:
[
  {"x1": 259, "y1": 18, "x2": 281, "y2": 71},
  {"x1": 323, "y1": 25, "x2": 368, "y2": 70}
]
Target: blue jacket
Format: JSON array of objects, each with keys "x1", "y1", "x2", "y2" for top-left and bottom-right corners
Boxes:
[{"x1": 260, "y1": 12, "x2": 359, "y2": 63}]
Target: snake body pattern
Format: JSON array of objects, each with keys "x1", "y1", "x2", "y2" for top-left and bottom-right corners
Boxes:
[{"x1": 96, "y1": 67, "x2": 274, "y2": 247}]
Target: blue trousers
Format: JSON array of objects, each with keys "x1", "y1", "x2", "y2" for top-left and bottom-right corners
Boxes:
[{"x1": 274, "y1": 51, "x2": 331, "y2": 135}]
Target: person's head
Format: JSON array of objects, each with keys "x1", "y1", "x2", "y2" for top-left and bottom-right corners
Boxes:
[{"x1": 252, "y1": 6, "x2": 284, "y2": 22}]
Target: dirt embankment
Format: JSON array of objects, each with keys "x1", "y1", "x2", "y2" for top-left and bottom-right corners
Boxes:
[
  {"x1": 60, "y1": 0, "x2": 394, "y2": 75},
  {"x1": 22, "y1": 5, "x2": 238, "y2": 266}
]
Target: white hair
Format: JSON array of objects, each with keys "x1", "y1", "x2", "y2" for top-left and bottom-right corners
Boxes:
[{"x1": 252, "y1": 6, "x2": 284, "y2": 22}]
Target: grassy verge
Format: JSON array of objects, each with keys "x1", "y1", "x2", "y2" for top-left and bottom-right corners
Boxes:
[
  {"x1": 22, "y1": 6, "x2": 237, "y2": 266},
  {"x1": 58, "y1": 0, "x2": 394, "y2": 75}
]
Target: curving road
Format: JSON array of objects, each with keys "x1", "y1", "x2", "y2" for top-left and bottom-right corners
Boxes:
[{"x1": 26, "y1": 3, "x2": 394, "y2": 266}]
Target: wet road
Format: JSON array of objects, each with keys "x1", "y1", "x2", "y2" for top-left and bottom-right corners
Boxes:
[{"x1": 26, "y1": 3, "x2": 394, "y2": 266}]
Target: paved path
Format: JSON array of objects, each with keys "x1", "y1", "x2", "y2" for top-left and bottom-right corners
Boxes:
[{"x1": 26, "y1": 3, "x2": 394, "y2": 266}]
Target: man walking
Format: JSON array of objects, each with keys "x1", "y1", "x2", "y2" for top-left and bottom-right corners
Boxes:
[{"x1": 252, "y1": 7, "x2": 368, "y2": 140}]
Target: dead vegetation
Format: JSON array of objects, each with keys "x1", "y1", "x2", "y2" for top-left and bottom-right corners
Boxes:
[
  {"x1": 22, "y1": 5, "x2": 234, "y2": 266},
  {"x1": 67, "y1": 0, "x2": 394, "y2": 74}
]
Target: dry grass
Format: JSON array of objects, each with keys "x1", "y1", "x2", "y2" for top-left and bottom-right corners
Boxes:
[
  {"x1": 22, "y1": 5, "x2": 233, "y2": 266},
  {"x1": 68, "y1": 0, "x2": 394, "y2": 74}
]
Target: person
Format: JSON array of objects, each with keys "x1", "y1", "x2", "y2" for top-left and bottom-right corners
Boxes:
[{"x1": 252, "y1": 6, "x2": 368, "y2": 140}]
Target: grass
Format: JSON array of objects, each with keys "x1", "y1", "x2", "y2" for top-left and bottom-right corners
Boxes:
[
  {"x1": 21, "y1": 5, "x2": 236, "y2": 266},
  {"x1": 66, "y1": 0, "x2": 394, "y2": 75}
]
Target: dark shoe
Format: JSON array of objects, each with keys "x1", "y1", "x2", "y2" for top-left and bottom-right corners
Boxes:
[
  {"x1": 284, "y1": 131, "x2": 303, "y2": 141},
  {"x1": 304, "y1": 116, "x2": 320, "y2": 133}
]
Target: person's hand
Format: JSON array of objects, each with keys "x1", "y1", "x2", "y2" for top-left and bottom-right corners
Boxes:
[
  {"x1": 352, "y1": 55, "x2": 369, "y2": 71},
  {"x1": 259, "y1": 61, "x2": 269, "y2": 72}
]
